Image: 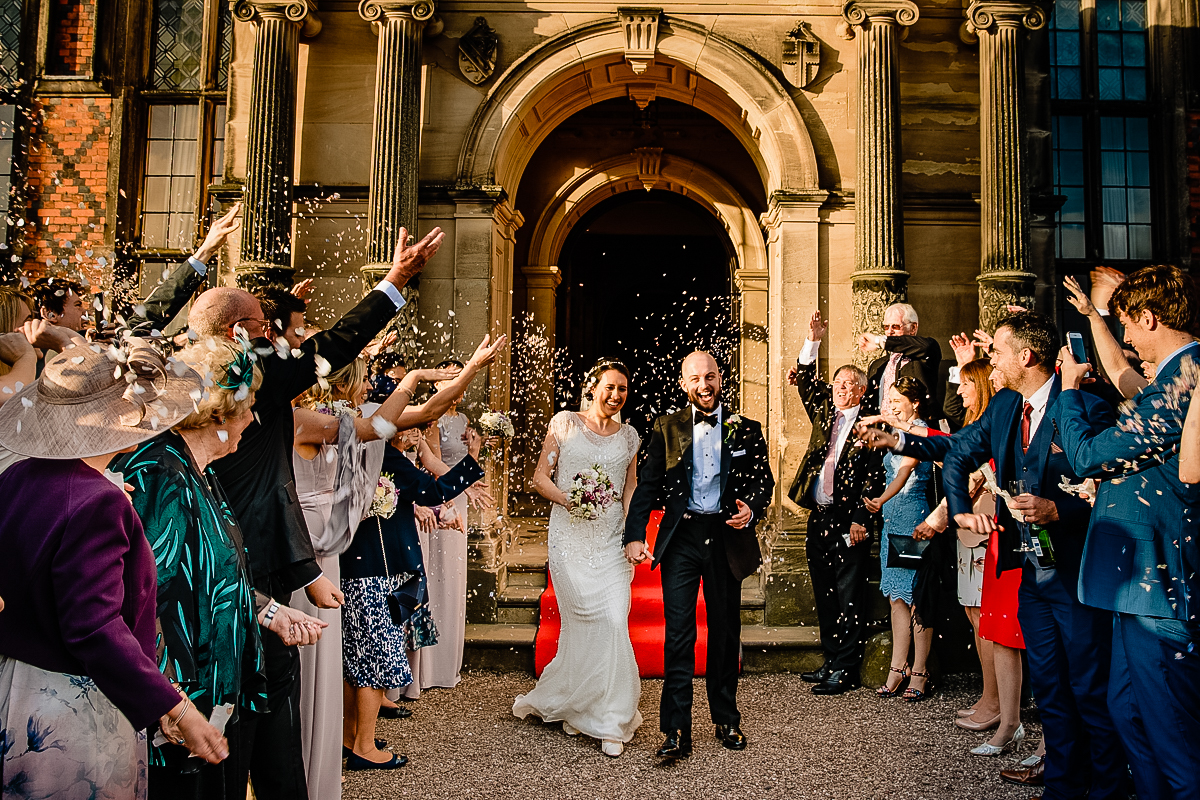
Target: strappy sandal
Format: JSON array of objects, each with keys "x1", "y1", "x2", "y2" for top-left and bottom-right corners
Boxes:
[
  {"x1": 876, "y1": 664, "x2": 909, "y2": 697},
  {"x1": 902, "y1": 670, "x2": 932, "y2": 702}
]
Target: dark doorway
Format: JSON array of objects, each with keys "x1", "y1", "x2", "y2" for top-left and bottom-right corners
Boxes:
[{"x1": 554, "y1": 190, "x2": 738, "y2": 439}]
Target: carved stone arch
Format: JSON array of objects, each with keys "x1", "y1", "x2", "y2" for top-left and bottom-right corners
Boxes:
[{"x1": 456, "y1": 16, "x2": 821, "y2": 202}]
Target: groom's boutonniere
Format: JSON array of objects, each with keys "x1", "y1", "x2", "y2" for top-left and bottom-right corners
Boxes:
[{"x1": 724, "y1": 414, "x2": 743, "y2": 444}]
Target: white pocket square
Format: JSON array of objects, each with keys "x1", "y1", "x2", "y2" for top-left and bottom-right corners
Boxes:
[{"x1": 732, "y1": 449, "x2": 747, "y2": 457}]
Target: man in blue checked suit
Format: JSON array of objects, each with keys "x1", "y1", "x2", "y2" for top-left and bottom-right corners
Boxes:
[
  {"x1": 861, "y1": 312, "x2": 1128, "y2": 800},
  {"x1": 1052, "y1": 264, "x2": 1200, "y2": 800}
]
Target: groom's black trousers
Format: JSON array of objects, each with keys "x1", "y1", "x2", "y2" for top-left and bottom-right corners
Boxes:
[{"x1": 659, "y1": 512, "x2": 742, "y2": 735}]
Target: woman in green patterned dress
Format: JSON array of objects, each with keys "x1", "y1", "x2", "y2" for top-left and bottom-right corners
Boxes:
[{"x1": 114, "y1": 338, "x2": 325, "y2": 799}]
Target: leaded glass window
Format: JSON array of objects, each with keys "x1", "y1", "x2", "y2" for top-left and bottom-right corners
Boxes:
[
  {"x1": 151, "y1": 0, "x2": 205, "y2": 90},
  {"x1": 1099, "y1": 116, "x2": 1151, "y2": 259},
  {"x1": 0, "y1": 0, "x2": 22, "y2": 90},
  {"x1": 142, "y1": 104, "x2": 199, "y2": 249},
  {"x1": 0, "y1": 105, "x2": 14, "y2": 243},
  {"x1": 1096, "y1": 0, "x2": 1146, "y2": 101},
  {"x1": 1052, "y1": 116, "x2": 1086, "y2": 259},
  {"x1": 1049, "y1": 0, "x2": 1081, "y2": 100}
]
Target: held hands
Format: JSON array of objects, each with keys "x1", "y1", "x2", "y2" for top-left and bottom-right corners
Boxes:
[
  {"x1": 1057, "y1": 345, "x2": 1092, "y2": 391},
  {"x1": 848, "y1": 523, "x2": 868, "y2": 545},
  {"x1": 624, "y1": 540, "x2": 652, "y2": 565},
  {"x1": 1010, "y1": 494, "x2": 1059, "y2": 525},
  {"x1": 386, "y1": 226, "x2": 445, "y2": 289},
  {"x1": 304, "y1": 575, "x2": 344, "y2": 609},
  {"x1": 267, "y1": 605, "x2": 328, "y2": 646},
  {"x1": 194, "y1": 202, "x2": 242, "y2": 263},
  {"x1": 726, "y1": 499, "x2": 753, "y2": 529}
]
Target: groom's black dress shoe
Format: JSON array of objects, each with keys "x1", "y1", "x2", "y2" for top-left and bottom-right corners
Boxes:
[
  {"x1": 801, "y1": 664, "x2": 833, "y2": 684},
  {"x1": 811, "y1": 669, "x2": 860, "y2": 696},
  {"x1": 656, "y1": 731, "x2": 693, "y2": 759},
  {"x1": 715, "y1": 725, "x2": 747, "y2": 751}
]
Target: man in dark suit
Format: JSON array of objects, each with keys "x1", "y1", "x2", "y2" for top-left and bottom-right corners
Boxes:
[
  {"x1": 787, "y1": 309, "x2": 884, "y2": 695},
  {"x1": 860, "y1": 302, "x2": 942, "y2": 421},
  {"x1": 1052, "y1": 265, "x2": 1200, "y2": 800},
  {"x1": 624, "y1": 351, "x2": 774, "y2": 759},
  {"x1": 863, "y1": 312, "x2": 1128, "y2": 800},
  {"x1": 180, "y1": 227, "x2": 442, "y2": 800}
]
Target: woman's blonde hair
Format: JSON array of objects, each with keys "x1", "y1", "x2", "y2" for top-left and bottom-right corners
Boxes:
[
  {"x1": 960, "y1": 357, "x2": 996, "y2": 426},
  {"x1": 173, "y1": 337, "x2": 263, "y2": 431},
  {"x1": 302, "y1": 356, "x2": 367, "y2": 408}
]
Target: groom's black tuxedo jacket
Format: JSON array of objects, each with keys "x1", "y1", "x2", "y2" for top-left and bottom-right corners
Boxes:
[{"x1": 624, "y1": 407, "x2": 775, "y2": 581}]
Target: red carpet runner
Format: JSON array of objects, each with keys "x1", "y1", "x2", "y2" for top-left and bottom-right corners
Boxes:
[{"x1": 533, "y1": 511, "x2": 709, "y2": 678}]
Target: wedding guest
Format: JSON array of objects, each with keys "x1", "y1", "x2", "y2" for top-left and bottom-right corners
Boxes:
[
  {"x1": 115, "y1": 339, "x2": 325, "y2": 798},
  {"x1": 1054, "y1": 265, "x2": 1199, "y2": 800},
  {"x1": 180, "y1": 229, "x2": 442, "y2": 800},
  {"x1": 1063, "y1": 272, "x2": 1149, "y2": 399},
  {"x1": 943, "y1": 332, "x2": 983, "y2": 431},
  {"x1": 858, "y1": 303, "x2": 943, "y2": 421},
  {"x1": 0, "y1": 331, "x2": 35, "y2": 409},
  {"x1": 0, "y1": 340, "x2": 229, "y2": 798},
  {"x1": 787, "y1": 310, "x2": 884, "y2": 695},
  {"x1": 864, "y1": 377, "x2": 935, "y2": 701},
  {"x1": 30, "y1": 276, "x2": 87, "y2": 332},
  {"x1": 341, "y1": 426, "x2": 485, "y2": 770}
]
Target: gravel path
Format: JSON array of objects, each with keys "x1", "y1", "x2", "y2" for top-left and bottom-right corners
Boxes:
[{"x1": 344, "y1": 671, "x2": 1041, "y2": 800}]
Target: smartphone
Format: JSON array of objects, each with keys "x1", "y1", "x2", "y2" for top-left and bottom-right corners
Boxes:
[{"x1": 1067, "y1": 331, "x2": 1089, "y2": 377}]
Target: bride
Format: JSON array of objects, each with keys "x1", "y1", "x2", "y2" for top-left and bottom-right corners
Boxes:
[{"x1": 513, "y1": 358, "x2": 643, "y2": 757}]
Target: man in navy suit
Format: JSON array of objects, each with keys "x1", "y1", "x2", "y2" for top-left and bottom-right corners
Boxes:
[
  {"x1": 862, "y1": 312, "x2": 1128, "y2": 800},
  {"x1": 1052, "y1": 265, "x2": 1200, "y2": 800}
]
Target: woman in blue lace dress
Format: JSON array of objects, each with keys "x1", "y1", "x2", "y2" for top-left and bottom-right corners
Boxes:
[{"x1": 863, "y1": 376, "x2": 935, "y2": 701}]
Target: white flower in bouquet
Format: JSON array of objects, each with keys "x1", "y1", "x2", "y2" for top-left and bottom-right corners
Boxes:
[
  {"x1": 478, "y1": 410, "x2": 515, "y2": 439},
  {"x1": 371, "y1": 473, "x2": 398, "y2": 519},
  {"x1": 313, "y1": 399, "x2": 358, "y2": 418},
  {"x1": 568, "y1": 463, "x2": 617, "y2": 522}
]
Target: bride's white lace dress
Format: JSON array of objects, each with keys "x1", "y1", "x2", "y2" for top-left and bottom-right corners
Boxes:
[{"x1": 512, "y1": 411, "x2": 643, "y2": 742}]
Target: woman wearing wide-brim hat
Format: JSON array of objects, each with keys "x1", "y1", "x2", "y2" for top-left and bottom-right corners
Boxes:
[{"x1": 0, "y1": 337, "x2": 230, "y2": 799}]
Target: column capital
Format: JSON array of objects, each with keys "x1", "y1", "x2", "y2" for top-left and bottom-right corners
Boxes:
[
  {"x1": 233, "y1": 0, "x2": 321, "y2": 36},
  {"x1": 358, "y1": 0, "x2": 435, "y2": 24},
  {"x1": 967, "y1": 1, "x2": 1048, "y2": 33},
  {"x1": 521, "y1": 264, "x2": 562, "y2": 289},
  {"x1": 840, "y1": 0, "x2": 919, "y2": 36}
]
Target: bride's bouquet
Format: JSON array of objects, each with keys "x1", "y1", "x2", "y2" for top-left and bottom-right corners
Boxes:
[
  {"x1": 370, "y1": 473, "x2": 399, "y2": 519},
  {"x1": 567, "y1": 464, "x2": 617, "y2": 522},
  {"x1": 478, "y1": 410, "x2": 515, "y2": 457}
]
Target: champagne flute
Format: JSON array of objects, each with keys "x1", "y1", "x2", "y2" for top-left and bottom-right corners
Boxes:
[{"x1": 1008, "y1": 480, "x2": 1037, "y2": 553}]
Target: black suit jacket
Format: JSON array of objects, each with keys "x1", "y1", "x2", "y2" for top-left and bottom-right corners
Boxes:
[
  {"x1": 902, "y1": 377, "x2": 1115, "y2": 585},
  {"x1": 788, "y1": 360, "x2": 884, "y2": 535},
  {"x1": 126, "y1": 259, "x2": 207, "y2": 334},
  {"x1": 864, "y1": 335, "x2": 943, "y2": 421},
  {"x1": 211, "y1": 290, "x2": 401, "y2": 596},
  {"x1": 624, "y1": 407, "x2": 775, "y2": 581}
]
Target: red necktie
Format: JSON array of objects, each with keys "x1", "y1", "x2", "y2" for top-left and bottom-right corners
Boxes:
[{"x1": 1021, "y1": 402, "x2": 1033, "y2": 454}]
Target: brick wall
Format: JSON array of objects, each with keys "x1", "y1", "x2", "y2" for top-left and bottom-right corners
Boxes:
[
  {"x1": 48, "y1": 0, "x2": 96, "y2": 76},
  {"x1": 21, "y1": 97, "x2": 111, "y2": 284}
]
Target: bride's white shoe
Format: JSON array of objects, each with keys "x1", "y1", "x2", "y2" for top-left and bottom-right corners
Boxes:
[
  {"x1": 601, "y1": 740, "x2": 624, "y2": 757},
  {"x1": 562, "y1": 722, "x2": 580, "y2": 736}
]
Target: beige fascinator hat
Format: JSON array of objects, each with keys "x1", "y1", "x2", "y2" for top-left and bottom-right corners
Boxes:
[{"x1": 0, "y1": 337, "x2": 202, "y2": 459}]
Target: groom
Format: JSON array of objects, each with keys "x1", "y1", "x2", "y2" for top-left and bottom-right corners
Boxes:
[{"x1": 625, "y1": 351, "x2": 774, "y2": 759}]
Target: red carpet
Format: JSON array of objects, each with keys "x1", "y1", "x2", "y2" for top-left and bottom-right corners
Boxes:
[{"x1": 533, "y1": 511, "x2": 709, "y2": 678}]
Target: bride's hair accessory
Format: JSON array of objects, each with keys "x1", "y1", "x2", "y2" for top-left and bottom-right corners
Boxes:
[{"x1": 582, "y1": 357, "x2": 631, "y2": 401}]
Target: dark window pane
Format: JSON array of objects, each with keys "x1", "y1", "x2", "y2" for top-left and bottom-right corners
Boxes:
[
  {"x1": 1128, "y1": 188, "x2": 1151, "y2": 223},
  {"x1": 1103, "y1": 188, "x2": 1127, "y2": 222},
  {"x1": 1125, "y1": 118, "x2": 1149, "y2": 150},
  {"x1": 1060, "y1": 225, "x2": 1086, "y2": 259},
  {"x1": 152, "y1": 0, "x2": 205, "y2": 90},
  {"x1": 1123, "y1": 33, "x2": 1145, "y2": 67},
  {"x1": 1055, "y1": 32, "x2": 1080, "y2": 65},
  {"x1": 1059, "y1": 150, "x2": 1084, "y2": 185},
  {"x1": 1098, "y1": 32, "x2": 1121, "y2": 66},
  {"x1": 0, "y1": 0, "x2": 23, "y2": 88},
  {"x1": 1127, "y1": 152, "x2": 1150, "y2": 186},
  {"x1": 1058, "y1": 115, "x2": 1083, "y2": 142},
  {"x1": 217, "y1": 0, "x2": 232, "y2": 90},
  {"x1": 1103, "y1": 225, "x2": 1128, "y2": 259},
  {"x1": 1129, "y1": 225, "x2": 1151, "y2": 258},
  {"x1": 1098, "y1": 0, "x2": 1120, "y2": 29},
  {"x1": 1055, "y1": 0, "x2": 1080, "y2": 29},
  {"x1": 1099, "y1": 69, "x2": 1122, "y2": 100},
  {"x1": 1060, "y1": 187, "x2": 1085, "y2": 222},
  {"x1": 1121, "y1": 0, "x2": 1146, "y2": 30},
  {"x1": 1123, "y1": 69, "x2": 1146, "y2": 101},
  {"x1": 1057, "y1": 68, "x2": 1082, "y2": 100},
  {"x1": 1101, "y1": 151, "x2": 1126, "y2": 185},
  {"x1": 1100, "y1": 117, "x2": 1125, "y2": 149}
]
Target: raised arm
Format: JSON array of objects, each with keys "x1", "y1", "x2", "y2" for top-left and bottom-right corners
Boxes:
[
  {"x1": 0, "y1": 332, "x2": 36, "y2": 407},
  {"x1": 394, "y1": 334, "x2": 508, "y2": 429},
  {"x1": 789, "y1": 309, "x2": 833, "y2": 415},
  {"x1": 1064, "y1": 274, "x2": 1147, "y2": 398}
]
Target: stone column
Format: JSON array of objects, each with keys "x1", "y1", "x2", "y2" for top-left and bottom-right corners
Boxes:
[
  {"x1": 967, "y1": 1, "x2": 1046, "y2": 330},
  {"x1": 358, "y1": 0, "x2": 434, "y2": 354},
  {"x1": 233, "y1": 0, "x2": 320, "y2": 286},
  {"x1": 840, "y1": 0, "x2": 918, "y2": 366}
]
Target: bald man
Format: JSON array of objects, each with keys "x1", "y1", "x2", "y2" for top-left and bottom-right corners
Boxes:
[{"x1": 625, "y1": 351, "x2": 774, "y2": 759}]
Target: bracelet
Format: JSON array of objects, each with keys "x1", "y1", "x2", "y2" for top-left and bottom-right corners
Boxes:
[
  {"x1": 264, "y1": 601, "x2": 280, "y2": 623},
  {"x1": 169, "y1": 694, "x2": 191, "y2": 727}
]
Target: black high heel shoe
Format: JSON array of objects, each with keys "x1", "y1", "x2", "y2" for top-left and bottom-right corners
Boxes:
[
  {"x1": 344, "y1": 751, "x2": 408, "y2": 771},
  {"x1": 876, "y1": 664, "x2": 909, "y2": 698}
]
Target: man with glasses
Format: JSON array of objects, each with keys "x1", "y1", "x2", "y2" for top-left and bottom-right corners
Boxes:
[{"x1": 858, "y1": 303, "x2": 942, "y2": 422}]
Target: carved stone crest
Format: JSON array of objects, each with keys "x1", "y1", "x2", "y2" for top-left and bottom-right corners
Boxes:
[
  {"x1": 458, "y1": 17, "x2": 498, "y2": 85},
  {"x1": 782, "y1": 22, "x2": 821, "y2": 89}
]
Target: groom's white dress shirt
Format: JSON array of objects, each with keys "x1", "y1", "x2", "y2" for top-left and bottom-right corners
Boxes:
[{"x1": 688, "y1": 404, "x2": 722, "y2": 514}]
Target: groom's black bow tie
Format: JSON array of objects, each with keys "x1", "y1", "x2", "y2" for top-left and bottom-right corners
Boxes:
[{"x1": 694, "y1": 411, "x2": 718, "y2": 428}]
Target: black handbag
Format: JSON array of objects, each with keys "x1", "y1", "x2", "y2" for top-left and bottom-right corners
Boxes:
[
  {"x1": 886, "y1": 533, "x2": 930, "y2": 568},
  {"x1": 377, "y1": 519, "x2": 426, "y2": 626}
]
